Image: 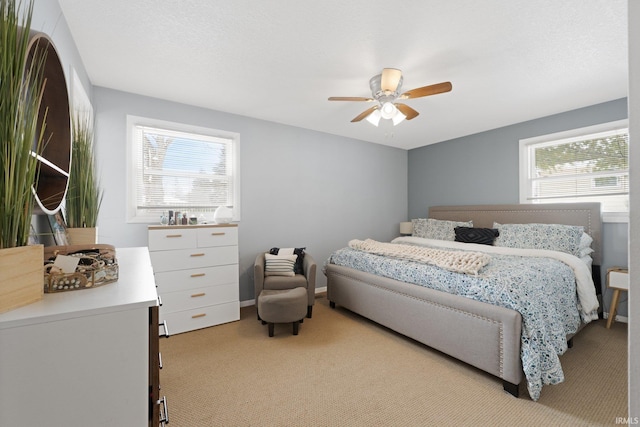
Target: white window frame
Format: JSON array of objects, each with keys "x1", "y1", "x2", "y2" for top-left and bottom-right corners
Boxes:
[
  {"x1": 519, "y1": 119, "x2": 629, "y2": 223},
  {"x1": 126, "y1": 115, "x2": 241, "y2": 224}
]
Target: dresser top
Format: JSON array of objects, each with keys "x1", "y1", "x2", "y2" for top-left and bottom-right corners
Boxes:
[
  {"x1": 148, "y1": 223, "x2": 238, "y2": 230},
  {"x1": 0, "y1": 247, "x2": 158, "y2": 330}
]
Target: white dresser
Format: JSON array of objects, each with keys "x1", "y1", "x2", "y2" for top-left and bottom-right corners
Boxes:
[
  {"x1": 0, "y1": 247, "x2": 159, "y2": 427},
  {"x1": 148, "y1": 224, "x2": 240, "y2": 334}
]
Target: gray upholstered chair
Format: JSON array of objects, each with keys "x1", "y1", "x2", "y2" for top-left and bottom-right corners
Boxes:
[{"x1": 254, "y1": 252, "x2": 316, "y2": 320}]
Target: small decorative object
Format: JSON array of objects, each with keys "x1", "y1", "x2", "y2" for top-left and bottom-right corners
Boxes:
[
  {"x1": 43, "y1": 244, "x2": 118, "y2": 293},
  {"x1": 189, "y1": 216, "x2": 198, "y2": 225},
  {"x1": 48, "y1": 212, "x2": 69, "y2": 245},
  {"x1": 213, "y1": 206, "x2": 233, "y2": 223}
]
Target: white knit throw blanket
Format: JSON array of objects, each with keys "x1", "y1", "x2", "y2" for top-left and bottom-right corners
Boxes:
[{"x1": 348, "y1": 239, "x2": 491, "y2": 275}]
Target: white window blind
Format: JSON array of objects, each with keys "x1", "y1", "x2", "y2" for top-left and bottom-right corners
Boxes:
[
  {"x1": 127, "y1": 116, "x2": 240, "y2": 223},
  {"x1": 520, "y1": 120, "x2": 629, "y2": 216}
]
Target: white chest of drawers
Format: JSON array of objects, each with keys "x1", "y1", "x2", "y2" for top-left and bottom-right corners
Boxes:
[{"x1": 148, "y1": 224, "x2": 240, "y2": 334}]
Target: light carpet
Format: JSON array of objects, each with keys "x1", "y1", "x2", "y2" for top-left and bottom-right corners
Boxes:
[{"x1": 159, "y1": 296, "x2": 627, "y2": 426}]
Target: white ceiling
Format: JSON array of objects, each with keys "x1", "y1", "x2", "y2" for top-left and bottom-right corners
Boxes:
[{"x1": 57, "y1": 0, "x2": 628, "y2": 150}]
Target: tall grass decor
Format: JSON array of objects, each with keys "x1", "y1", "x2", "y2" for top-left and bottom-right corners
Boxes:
[
  {"x1": 0, "y1": 0, "x2": 48, "y2": 313},
  {"x1": 0, "y1": 0, "x2": 47, "y2": 249},
  {"x1": 66, "y1": 113, "x2": 102, "y2": 229}
]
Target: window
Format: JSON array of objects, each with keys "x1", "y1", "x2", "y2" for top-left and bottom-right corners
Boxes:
[
  {"x1": 127, "y1": 116, "x2": 240, "y2": 223},
  {"x1": 592, "y1": 176, "x2": 621, "y2": 190},
  {"x1": 519, "y1": 120, "x2": 628, "y2": 222}
]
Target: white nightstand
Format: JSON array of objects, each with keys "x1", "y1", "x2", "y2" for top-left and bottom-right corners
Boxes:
[{"x1": 606, "y1": 267, "x2": 628, "y2": 329}]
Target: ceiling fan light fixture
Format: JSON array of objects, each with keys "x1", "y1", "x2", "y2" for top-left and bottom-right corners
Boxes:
[
  {"x1": 392, "y1": 110, "x2": 406, "y2": 126},
  {"x1": 380, "y1": 102, "x2": 396, "y2": 119},
  {"x1": 329, "y1": 68, "x2": 452, "y2": 126},
  {"x1": 365, "y1": 109, "x2": 382, "y2": 126}
]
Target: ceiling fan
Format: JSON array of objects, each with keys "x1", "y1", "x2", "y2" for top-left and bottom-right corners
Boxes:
[{"x1": 328, "y1": 68, "x2": 452, "y2": 126}]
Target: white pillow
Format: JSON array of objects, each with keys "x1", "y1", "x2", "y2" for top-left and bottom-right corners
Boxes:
[
  {"x1": 264, "y1": 253, "x2": 297, "y2": 277},
  {"x1": 277, "y1": 248, "x2": 296, "y2": 256},
  {"x1": 579, "y1": 232, "x2": 595, "y2": 257}
]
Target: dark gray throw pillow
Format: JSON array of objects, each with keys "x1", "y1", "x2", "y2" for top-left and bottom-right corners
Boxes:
[{"x1": 454, "y1": 227, "x2": 499, "y2": 245}]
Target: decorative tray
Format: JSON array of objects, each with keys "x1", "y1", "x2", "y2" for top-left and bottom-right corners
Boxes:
[{"x1": 43, "y1": 244, "x2": 118, "y2": 293}]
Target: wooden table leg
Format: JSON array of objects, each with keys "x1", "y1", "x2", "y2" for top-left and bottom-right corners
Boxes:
[{"x1": 606, "y1": 289, "x2": 621, "y2": 329}]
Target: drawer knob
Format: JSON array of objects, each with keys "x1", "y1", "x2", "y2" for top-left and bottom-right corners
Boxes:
[
  {"x1": 192, "y1": 313, "x2": 206, "y2": 319},
  {"x1": 211, "y1": 232, "x2": 226, "y2": 236},
  {"x1": 158, "y1": 395, "x2": 169, "y2": 424},
  {"x1": 190, "y1": 273, "x2": 205, "y2": 278},
  {"x1": 191, "y1": 292, "x2": 206, "y2": 298},
  {"x1": 166, "y1": 234, "x2": 182, "y2": 238},
  {"x1": 190, "y1": 253, "x2": 205, "y2": 257},
  {"x1": 159, "y1": 320, "x2": 170, "y2": 338}
]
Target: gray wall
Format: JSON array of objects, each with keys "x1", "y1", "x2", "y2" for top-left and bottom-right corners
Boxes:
[
  {"x1": 92, "y1": 87, "x2": 408, "y2": 301},
  {"x1": 408, "y1": 98, "x2": 629, "y2": 317},
  {"x1": 32, "y1": 0, "x2": 92, "y2": 108}
]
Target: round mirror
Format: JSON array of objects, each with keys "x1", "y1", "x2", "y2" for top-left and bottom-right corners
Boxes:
[{"x1": 27, "y1": 32, "x2": 71, "y2": 215}]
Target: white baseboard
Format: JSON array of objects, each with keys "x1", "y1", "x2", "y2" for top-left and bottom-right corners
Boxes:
[
  {"x1": 604, "y1": 312, "x2": 629, "y2": 324},
  {"x1": 240, "y1": 286, "x2": 327, "y2": 308}
]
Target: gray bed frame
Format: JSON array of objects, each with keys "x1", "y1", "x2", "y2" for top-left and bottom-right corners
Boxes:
[{"x1": 326, "y1": 203, "x2": 602, "y2": 398}]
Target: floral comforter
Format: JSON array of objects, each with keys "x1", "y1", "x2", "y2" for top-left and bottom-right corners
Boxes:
[{"x1": 327, "y1": 236, "x2": 599, "y2": 400}]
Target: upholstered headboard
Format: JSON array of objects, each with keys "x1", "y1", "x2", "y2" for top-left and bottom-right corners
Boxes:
[{"x1": 428, "y1": 203, "x2": 602, "y2": 266}]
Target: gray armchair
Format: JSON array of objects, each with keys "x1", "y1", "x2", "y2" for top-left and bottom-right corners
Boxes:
[{"x1": 254, "y1": 252, "x2": 317, "y2": 319}]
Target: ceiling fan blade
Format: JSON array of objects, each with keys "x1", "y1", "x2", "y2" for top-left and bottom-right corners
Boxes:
[
  {"x1": 328, "y1": 96, "x2": 374, "y2": 102},
  {"x1": 351, "y1": 106, "x2": 379, "y2": 122},
  {"x1": 381, "y1": 68, "x2": 402, "y2": 92},
  {"x1": 400, "y1": 81, "x2": 452, "y2": 99},
  {"x1": 395, "y1": 103, "x2": 420, "y2": 120}
]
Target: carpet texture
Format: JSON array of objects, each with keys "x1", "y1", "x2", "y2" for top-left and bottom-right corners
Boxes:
[{"x1": 159, "y1": 296, "x2": 627, "y2": 426}]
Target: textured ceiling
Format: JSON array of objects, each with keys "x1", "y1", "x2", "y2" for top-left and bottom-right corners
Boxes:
[{"x1": 57, "y1": 0, "x2": 628, "y2": 150}]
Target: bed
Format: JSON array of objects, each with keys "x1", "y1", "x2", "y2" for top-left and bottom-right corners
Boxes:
[{"x1": 325, "y1": 203, "x2": 602, "y2": 400}]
